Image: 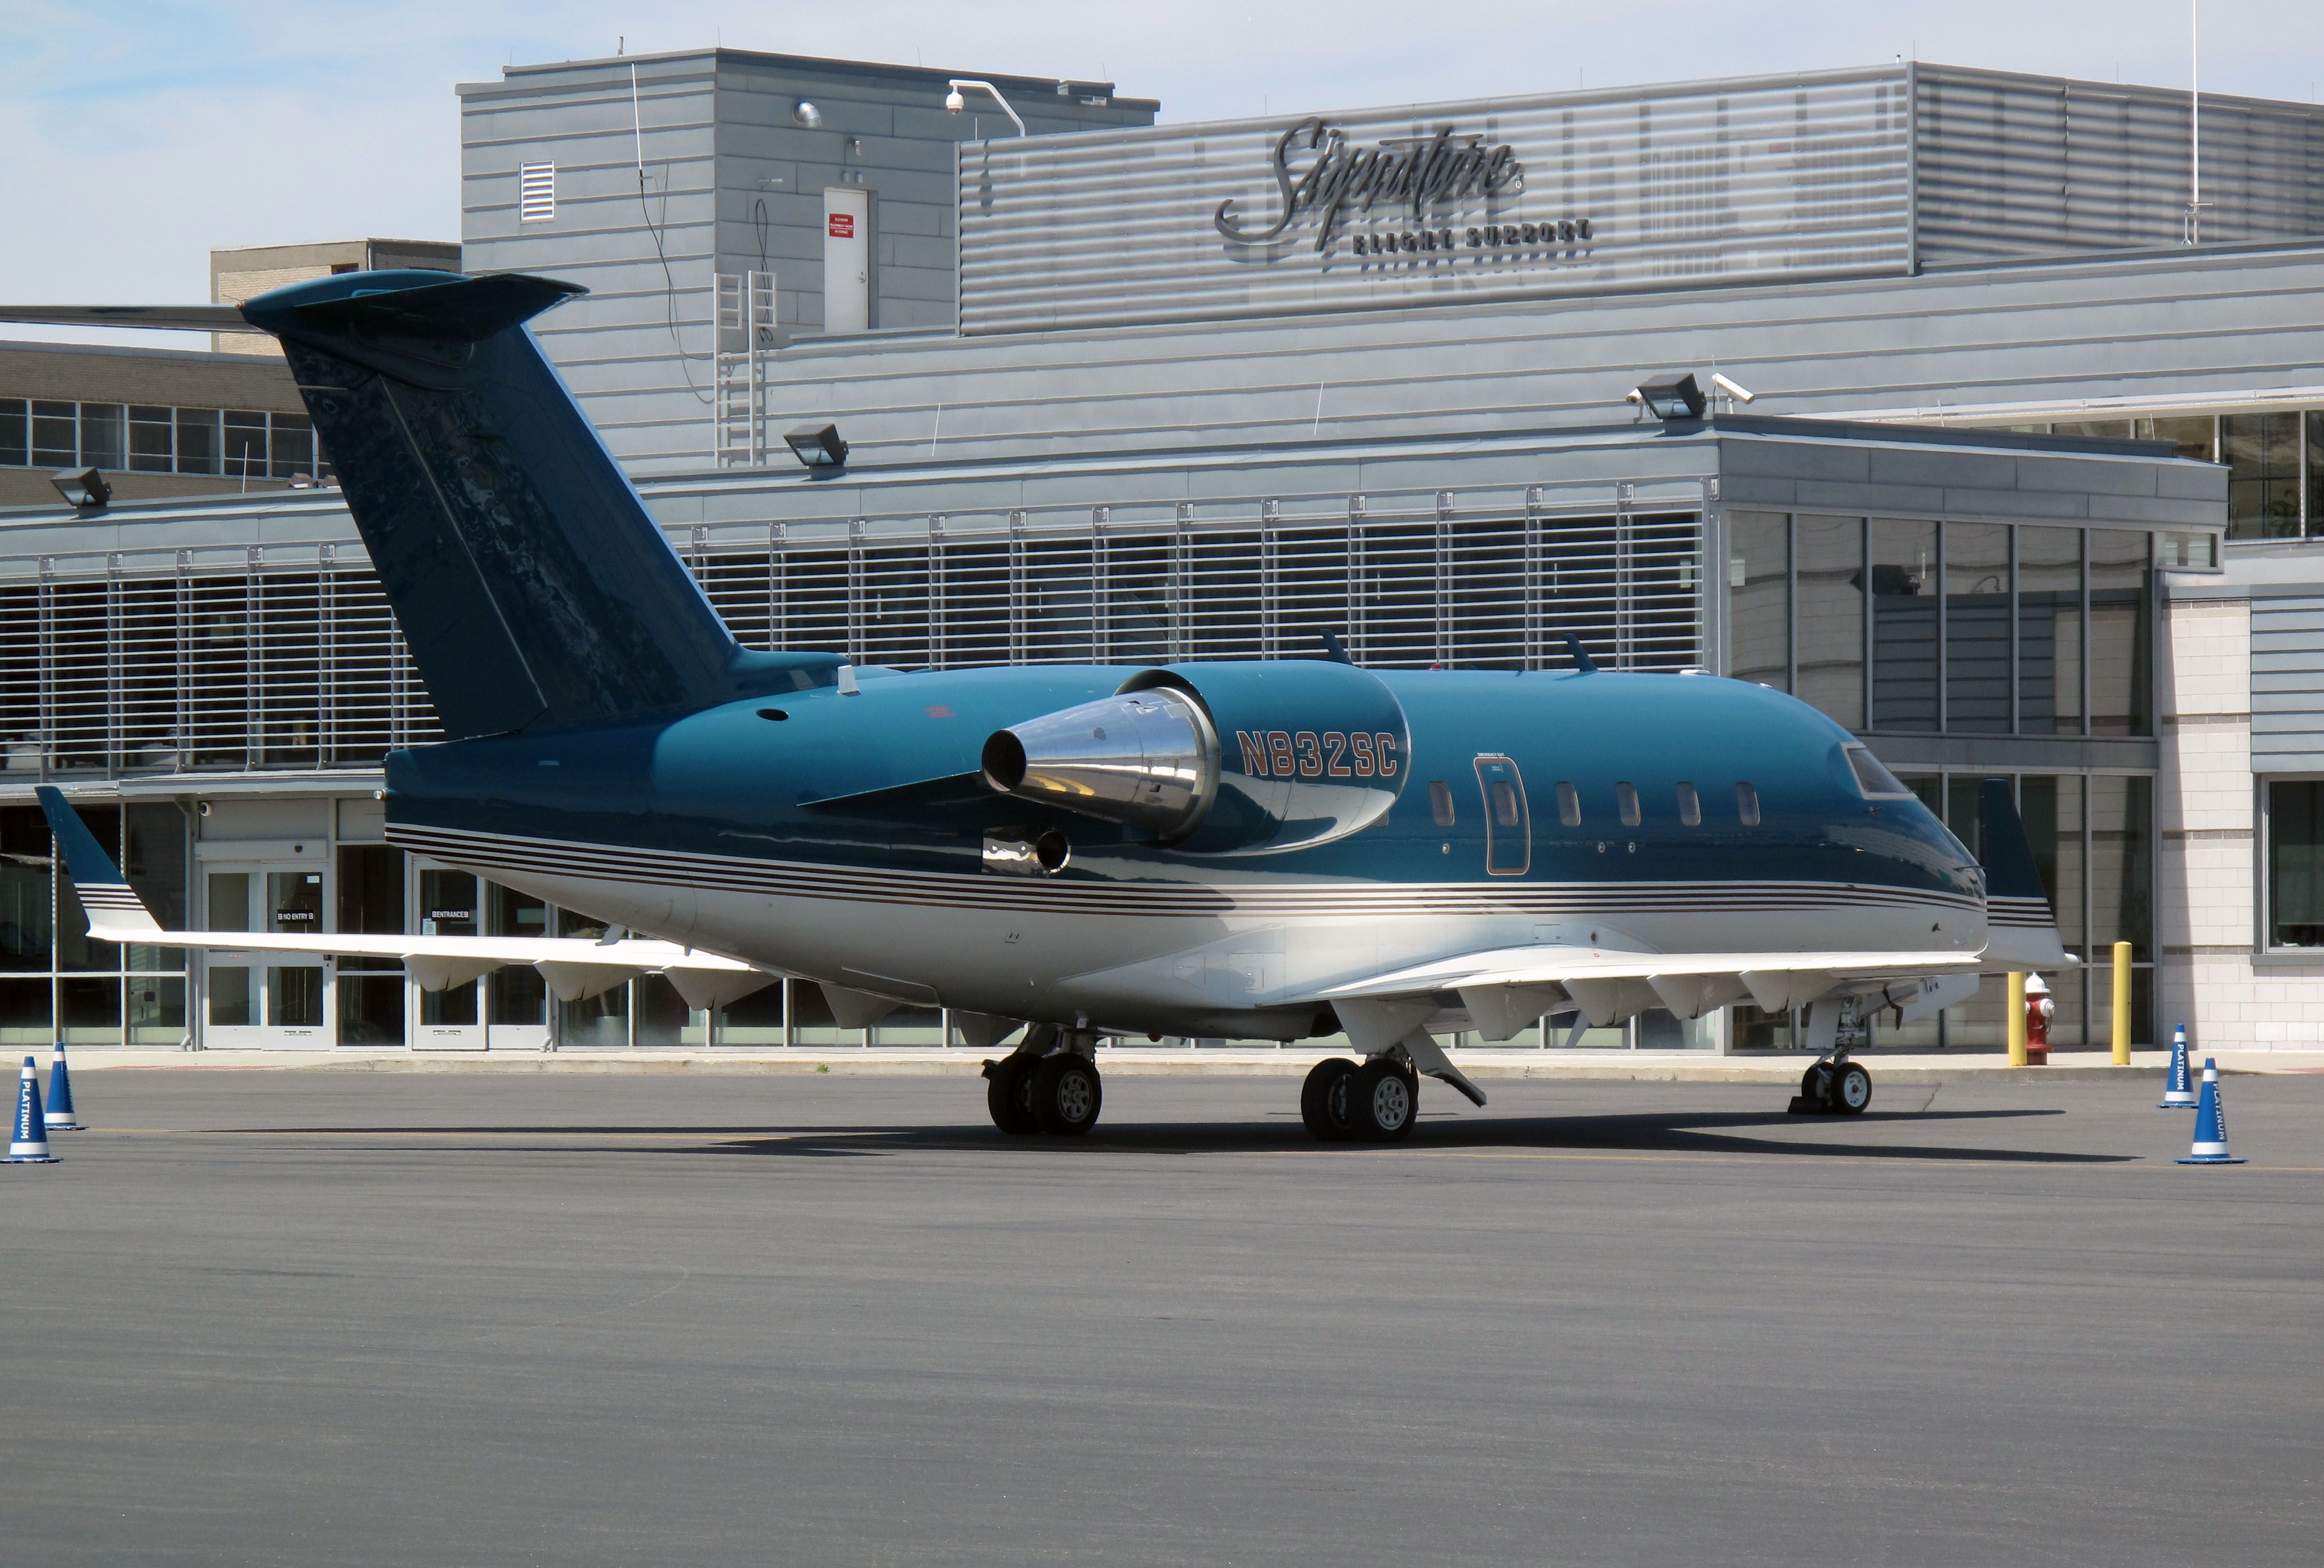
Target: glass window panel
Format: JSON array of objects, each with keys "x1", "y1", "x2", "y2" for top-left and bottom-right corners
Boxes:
[
  {"x1": 79, "y1": 403, "x2": 125, "y2": 471},
  {"x1": 719, "y1": 979, "x2": 786, "y2": 1046},
  {"x1": 59, "y1": 976, "x2": 120, "y2": 1044},
  {"x1": 2051, "y1": 419, "x2": 2134, "y2": 439},
  {"x1": 205, "y1": 871, "x2": 252, "y2": 933},
  {"x1": 2311, "y1": 412, "x2": 2324, "y2": 539},
  {"x1": 487, "y1": 881, "x2": 547, "y2": 1026},
  {"x1": 176, "y1": 408, "x2": 220, "y2": 475},
  {"x1": 2017, "y1": 528, "x2": 2082, "y2": 735},
  {"x1": 418, "y1": 867, "x2": 479, "y2": 1027},
  {"x1": 0, "y1": 399, "x2": 26, "y2": 466},
  {"x1": 2017, "y1": 775, "x2": 2086, "y2": 958},
  {"x1": 57, "y1": 805, "x2": 120, "y2": 972},
  {"x1": 32, "y1": 401, "x2": 77, "y2": 467},
  {"x1": 1794, "y1": 515, "x2": 1863, "y2": 729},
  {"x1": 122, "y1": 802, "x2": 186, "y2": 972},
  {"x1": 1946, "y1": 775, "x2": 1984, "y2": 863},
  {"x1": 1726, "y1": 510, "x2": 1788, "y2": 690},
  {"x1": 0, "y1": 976, "x2": 52, "y2": 1045},
  {"x1": 1428, "y1": 781, "x2": 1455, "y2": 827},
  {"x1": 1675, "y1": 781, "x2": 1700, "y2": 826},
  {"x1": 2089, "y1": 774, "x2": 2153, "y2": 966},
  {"x1": 129, "y1": 406, "x2": 173, "y2": 473},
  {"x1": 223, "y1": 411, "x2": 267, "y2": 480},
  {"x1": 209, "y1": 966, "x2": 251, "y2": 1026},
  {"x1": 2138, "y1": 416, "x2": 2214, "y2": 463},
  {"x1": 2268, "y1": 780, "x2": 2324, "y2": 949},
  {"x1": 269, "y1": 412, "x2": 314, "y2": 480},
  {"x1": 2087, "y1": 530, "x2": 2152, "y2": 736},
  {"x1": 2221, "y1": 412, "x2": 2300, "y2": 540},
  {"x1": 338, "y1": 972, "x2": 403, "y2": 1045},
  {"x1": 1870, "y1": 517, "x2": 1938, "y2": 730},
  {"x1": 0, "y1": 805, "x2": 53, "y2": 972},
  {"x1": 270, "y1": 964, "x2": 324, "y2": 1028},
  {"x1": 633, "y1": 973, "x2": 702, "y2": 1047},
  {"x1": 1734, "y1": 782, "x2": 1760, "y2": 826},
  {"x1": 556, "y1": 985, "x2": 630, "y2": 1047},
  {"x1": 1944, "y1": 522, "x2": 2010, "y2": 733},
  {"x1": 127, "y1": 975, "x2": 185, "y2": 1044},
  {"x1": 1555, "y1": 781, "x2": 1581, "y2": 827}
]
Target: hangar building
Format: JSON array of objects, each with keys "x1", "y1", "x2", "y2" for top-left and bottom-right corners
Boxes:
[{"x1": 13, "y1": 48, "x2": 2324, "y2": 1055}]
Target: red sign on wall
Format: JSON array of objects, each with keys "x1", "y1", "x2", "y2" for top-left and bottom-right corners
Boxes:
[{"x1": 827, "y1": 213, "x2": 855, "y2": 239}]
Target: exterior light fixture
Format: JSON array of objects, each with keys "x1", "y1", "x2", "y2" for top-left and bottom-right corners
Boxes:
[
  {"x1": 784, "y1": 422, "x2": 849, "y2": 471},
  {"x1": 1631, "y1": 373, "x2": 1707, "y2": 421},
  {"x1": 944, "y1": 79, "x2": 1028, "y2": 137},
  {"x1": 792, "y1": 101, "x2": 822, "y2": 128},
  {"x1": 51, "y1": 466, "x2": 111, "y2": 510}
]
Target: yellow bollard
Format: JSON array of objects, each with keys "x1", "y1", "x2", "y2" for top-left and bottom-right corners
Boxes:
[
  {"x1": 2007, "y1": 972, "x2": 2028, "y2": 1066},
  {"x1": 2112, "y1": 940, "x2": 2133, "y2": 1066}
]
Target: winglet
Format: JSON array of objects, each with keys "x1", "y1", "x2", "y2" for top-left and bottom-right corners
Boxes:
[
  {"x1": 1561, "y1": 632, "x2": 1599, "y2": 674},
  {"x1": 1978, "y1": 778, "x2": 2070, "y2": 970},
  {"x1": 33, "y1": 787, "x2": 162, "y2": 938}
]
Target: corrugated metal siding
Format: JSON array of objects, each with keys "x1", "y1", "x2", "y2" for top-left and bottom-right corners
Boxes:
[
  {"x1": 1916, "y1": 66, "x2": 2324, "y2": 264},
  {"x1": 2251, "y1": 597, "x2": 2324, "y2": 769},
  {"x1": 957, "y1": 72, "x2": 1912, "y2": 335}
]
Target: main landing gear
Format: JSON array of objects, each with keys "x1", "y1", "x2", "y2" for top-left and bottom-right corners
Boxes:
[
  {"x1": 983, "y1": 1027, "x2": 1103, "y2": 1136},
  {"x1": 1300, "y1": 1056, "x2": 1420, "y2": 1142},
  {"x1": 1790, "y1": 1052, "x2": 1872, "y2": 1115}
]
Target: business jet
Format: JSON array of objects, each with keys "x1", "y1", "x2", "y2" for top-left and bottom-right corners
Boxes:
[{"x1": 12, "y1": 271, "x2": 2065, "y2": 1141}]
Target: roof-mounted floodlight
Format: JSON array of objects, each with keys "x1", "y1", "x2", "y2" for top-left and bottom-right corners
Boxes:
[
  {"x1": 1711, "y1": 373, "x2": 1756, "y2": 405},
  {"x1": 784, "y1": 422, "x2": 849, "y2": 472},
  {"x1": 51, "y1": 466, "x2": 110, "y2": 510},
  {"x1": 1631, "y1": 373, "x2": 1707, "y2": 422},
  {"x1": 792, "y1": 101, "x2": 823, "y2": 128},
  {"x1": 944, "y1": 79, "x2": 1028, "y2": 137}
]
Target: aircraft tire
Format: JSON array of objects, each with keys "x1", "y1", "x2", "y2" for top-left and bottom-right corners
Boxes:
[
  {"x1": 1797, "y1": 1063, "x2": 1833, "y2": 1114},
  {"x1": 1831, "y1": 1062, "x2": 1872, "y2": 1115},
  {"x1": 1348, "y1": 1061, "x2": 1419, "y2": 1142},
  {"x1": 1032, "y1": 1054, "x2": 1103, "y2": 1136},
  {"x1": 1300, "y1": 1057, "x2": 1358, "y2": 1141},
  {"x1": 985, "y1": 1057, "x2": 1042, "y2": 1135}
]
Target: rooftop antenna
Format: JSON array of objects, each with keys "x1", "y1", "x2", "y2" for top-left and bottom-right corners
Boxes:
[{"x1": 2185, "y1": 0, "x2": 2206, "y2": 244}]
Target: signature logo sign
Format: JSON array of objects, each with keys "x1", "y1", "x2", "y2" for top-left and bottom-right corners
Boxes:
[{"x1": 1215, "y1": 117, "x2": 1527, "y2": 252}]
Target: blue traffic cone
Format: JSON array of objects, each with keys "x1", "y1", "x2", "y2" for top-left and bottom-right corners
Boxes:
[
  {"x1": 2176, "y1": 1058, "x2": 2247, "y2": 1165},
  {"x1": 44, "y1": 1042, "x2": 79, "y2": 1132},
  {"x1": 7, "y1": 1056, "x2": 57, "y2": 1164},
  {"x1": 2159, "y1": 1024, "x2": 2197, "y2": 1109}
]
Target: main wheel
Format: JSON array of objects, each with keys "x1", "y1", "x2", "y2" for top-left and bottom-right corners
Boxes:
[
  {"x1": 984, "y1": 1056, "x2": 1041, "y2": 1135},
  {"x1": 1300, "y1": 1057, "x2": 1358, "y2": 1141},
  {"x1": 1831, "y1": 1061, "x2": 1872, "y2": 1115},
  {"x1": 1347, "y1": 1061, "x2": 1419, "y2": 1142},
  {"x1": 1797, "y1": 1062, "x2": 1832, "y2": 1111},
  {"x1": 1032, "y1": 1055, "x2": 1103, "y2": 1136}
]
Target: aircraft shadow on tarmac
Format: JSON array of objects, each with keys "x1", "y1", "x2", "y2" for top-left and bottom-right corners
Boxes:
[{"x1": 220, "y1": 1106, "x2": 2120, "y2": 1164}]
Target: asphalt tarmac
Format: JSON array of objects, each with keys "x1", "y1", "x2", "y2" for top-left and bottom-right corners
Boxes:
[{"x1": 2, "y1": 1067, "x2": 2319, "y2": 1566}]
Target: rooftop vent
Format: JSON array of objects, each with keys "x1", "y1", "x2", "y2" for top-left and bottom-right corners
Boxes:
[{"x1": 518, "y1": 163, "x2": 556, "y2": 224}]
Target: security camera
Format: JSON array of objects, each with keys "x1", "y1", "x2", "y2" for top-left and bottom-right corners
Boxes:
[
  {"x1": 945, "y1": 88, "x2": 966, "y2": 113},
  {"x1": 1711, "y1": 372, "x2": 1756, "y2": 404}
]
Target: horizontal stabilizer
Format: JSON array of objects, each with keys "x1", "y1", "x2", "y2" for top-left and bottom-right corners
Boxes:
[{"x1": 0, "y1": 303, "x2": 255, "y2": 333}]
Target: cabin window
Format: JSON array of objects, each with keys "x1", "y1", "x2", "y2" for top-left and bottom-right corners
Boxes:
[
  {"x1": 1555, "y1": 780, "x2": 1581, "y2": 827},
  {"x1": 1428, "y1": 780, "x2": 1456, "y2": 827},
  {"x1": 1489, "y1": 780, "x2": 1520, "y2": 828},
  {"x1": 1614, "y1": 781, "x2": 1640, "y2": 827},
  {"x1": 1845, "y1": 744, "x2": 1915, "y2": 799},
  {"x1": 1736, "y1": 781, "x2": 1762, "y2": 826},
  {"x1": 1675, "y1": 781, "x2": 1701, "y2": 826}
]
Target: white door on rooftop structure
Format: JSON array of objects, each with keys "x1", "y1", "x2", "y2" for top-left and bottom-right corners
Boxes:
[{"x1": 823, "y1": 187, "x2": 871, "y2": 334}]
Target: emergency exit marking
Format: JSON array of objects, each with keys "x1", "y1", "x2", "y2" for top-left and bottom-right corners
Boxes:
[{"x1": 828, "y1": 213, "x2": 855, "y2": 238}]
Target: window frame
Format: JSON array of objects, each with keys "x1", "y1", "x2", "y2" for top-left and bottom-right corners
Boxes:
[{"x1": 2259, "y1": 774, "x2": 2324, "y2": 953}]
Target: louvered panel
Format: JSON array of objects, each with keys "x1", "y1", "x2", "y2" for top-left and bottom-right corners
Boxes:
[
  {"x1": 117, "y1": 579, "x2": 181, "y2": 770},
  {"x1": 1444, "y1": 516, "x2": 1528, "y2": 668},
  {"x1": 936, "y1": 540, "x2": 1011, "y2": 669},
  {"x1": 859, "y1": 542, "x2": 931, "y2": 668},
  {"x1": 776, "y1": 548, "x2": 850, "y2": 659},
  {"x1": 395, "y1": 625, "x2": 441, "y2": 748},
  {"x1": 1020, "y1": 534, "x2": 1097, "y2": 664},
  {"x1": 1096, "y1": 531, "x2": 1174, "y2": 663},
  {"x1": 184, "y1": 576, "x2": 250, "y2": 769},
  {"x1": 258, "y1": 574, "x2": 322, "y2": 769},
  {"x1": 1623, "y1": 513, "x2": 1705, "y2": 669},
  {"x1": 324, "y1": 571, "x2": 396, "y2": 765},
  {"x1": 694, "y1": 551, "x2": 774, "y2": 650},
  {"x1": 0, "y1": 586, "x2": 41, "y2": 776},
  {"x1": 1184, "y1": 529, "x2": 1263, "y2": 660},
  {"x1": 1274, "y1": 528, "x2": 1352, "y2": 658},
  {"x1": 1539, "y1": 516, "x2": 1621, "y2": 670},
  {"x1": 1352, "y1": 520, "x2": 1439, "y2": 668},
  {"x1": 43, "y1": 582, "x2": 110, "y2": 773}
]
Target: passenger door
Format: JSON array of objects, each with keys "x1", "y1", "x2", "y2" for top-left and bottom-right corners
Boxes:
[{"x1": 1473, "y1": 754, "x2": 1531, "y2": 876}]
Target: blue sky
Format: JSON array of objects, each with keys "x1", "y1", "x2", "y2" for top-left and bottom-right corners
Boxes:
[{"x1": 2, "y1": 1, "x2": 2318, "y2": 342}]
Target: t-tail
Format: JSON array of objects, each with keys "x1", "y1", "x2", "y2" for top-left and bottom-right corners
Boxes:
[
  {"x1": 237, "y1": 270, "x2": 838, "y2": 740},
  {"x1": 1978, "y1": 777, "x2": 2070, "y2": 970}
]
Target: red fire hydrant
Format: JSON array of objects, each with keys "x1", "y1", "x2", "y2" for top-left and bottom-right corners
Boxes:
[{"x1": 2024, "y1": 973, "x2": 2054, "y2": 1065}]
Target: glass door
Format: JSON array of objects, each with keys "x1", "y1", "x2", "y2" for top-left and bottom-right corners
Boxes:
[
  {"x1": 203, "y1": 862, "x2": 331, "y2": 1048},
  {"x1": 412, "y1": 864, "x2": 485, "y2": 1050}
]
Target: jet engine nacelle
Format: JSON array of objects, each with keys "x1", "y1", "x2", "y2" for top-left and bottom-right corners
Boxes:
[{"x1": 982, "y1": 661, "x2": 1411, "y2": 854}]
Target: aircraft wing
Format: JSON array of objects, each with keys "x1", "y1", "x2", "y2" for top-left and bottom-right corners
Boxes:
[
  {"x1": 1318, "y1": 945, "x2": 1986, "y2": 1001},
  {"x1": 35, "y1": 787, "x2": 770, "y2": 1008}
]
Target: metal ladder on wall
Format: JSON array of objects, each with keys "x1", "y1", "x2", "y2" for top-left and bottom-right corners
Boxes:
[{"x1": 712, "y1": 270, "x2": 778, "y2": 466}]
